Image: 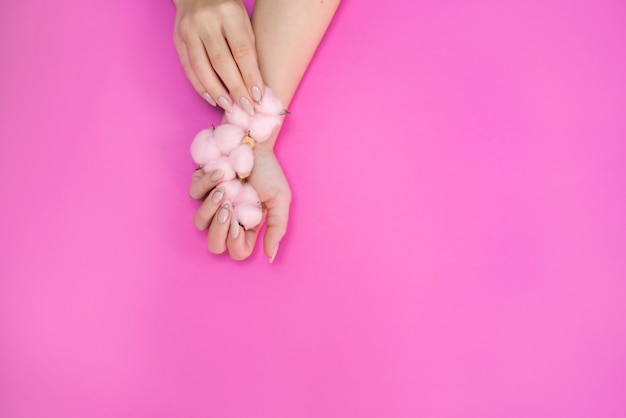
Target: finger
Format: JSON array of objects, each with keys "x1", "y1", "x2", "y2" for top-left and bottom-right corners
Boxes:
[
  {"x1": 186, "y1": 36, "x2": 233, "y2": 112},
  {"x1": 201, "y1": 31, "x2": 254, "y2": 115},
  {"x1": 194, "y1": 185, "x2": 225, "y2": 230},
  {"x1": 189, "y1": 169, "x2": 224, "y2": 200},
  {"x1": 223, "y1": 17, "x2": 265, "y2": 104},
  {"x1": 263, "y1": 194, "x2": 291, "y2": 263},
  {"x1": 174, "y1": 36, "x2": 218, "y2": 107},
  {"x1": 227, "y1": 217, "x2": 260, "y2": 261},
  {"x1": 206, "y1": 203, "x2": 232, "y2": 254}
]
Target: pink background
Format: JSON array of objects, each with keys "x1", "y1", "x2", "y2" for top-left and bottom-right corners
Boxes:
[{"x1": 1, "y1": 0, "x2": 625, "y2": 416}]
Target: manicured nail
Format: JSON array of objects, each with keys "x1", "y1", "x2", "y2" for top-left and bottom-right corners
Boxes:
[
  {"x1": 210, "y1": 169, "x2": 223, "y2": 181},
  {"x1": 217, "y1": 96, "x2": 233, "y2": 113},
  {"x1": 251, "y1": 86, "x2": 262, "y2": 103},
  {"x1": 217, "y1": 204, "x2": 230, "y2": 224},
  {"x1": 230, "y1": 219, "x2": 240, "y2": 239},
  {"x1": 211, "y1": 186, "x2": 224, "y2": 204},
  {"x1": 202, "y1": 92, "x2": 216, "y2": 106},
  {"x1": 240, "y1": 97, "x2": 254, "y2": 116},
  {"x1": 269, "y1": 243, "x2": 279, "y2": 263}
]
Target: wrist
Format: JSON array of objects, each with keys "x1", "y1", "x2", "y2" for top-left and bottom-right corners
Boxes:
[{"x1": 255, "y1": 129, "x2": 279, "y2": 152}]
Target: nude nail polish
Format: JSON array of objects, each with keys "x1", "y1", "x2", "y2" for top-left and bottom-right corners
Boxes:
[
  {"x1": 202, "y1": 92, "x2": 217, "y2": 106},
  {"x1": 230, "y1": 220, "x2": 240, "y2": 239},
  {"x1": 217, "y1": 96, "x2": 233, "y2": 113},
  {"x1": 217, "y1": 204, "x2": 230, "y2": 224},
  {"x1": 240, "y1": 97, "x2": 255, "y2": 116},
  {"x1": 211, "y1": 187, "x2": 224, "y2": 204},
  {"x1": 210, "y1": 170, "x2": 223, "y2": 181},
  {"x1": 251, "y1": 86, "x2": 262, "y2": 103},
  {"x1": 269, "y1": 243, "x2": 279, "y2": 263}
]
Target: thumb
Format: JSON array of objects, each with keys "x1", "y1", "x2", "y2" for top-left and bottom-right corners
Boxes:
[{"x1": 263, "y1": 194, "x2": 291, "y2": 263}]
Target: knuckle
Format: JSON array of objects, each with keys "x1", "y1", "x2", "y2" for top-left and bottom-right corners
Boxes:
[
  {"x1": 210, "y1": 51, "x2": 231, "y2": 69},
  {"x1": 217, "y1": 1, "x2": 239, "y2": 15},
  {"x1": 231, "y1": 44, "x2": 254, "y2": 60},
  {"x1": 176, "y1": 17, "x2": 194, "y2": 39},
  {"x1": 189, "y1": 56, "x2": 207, "y2": 75},
  {"x1": 194, "y1": 3, "x2": 218, "y2": 18},
  {"x1": 188, "y1": 54, "x2": 204, "y2": 71}
]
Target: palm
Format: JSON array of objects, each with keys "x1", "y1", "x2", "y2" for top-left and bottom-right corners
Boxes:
[
  {"x1": 248, "y1": 145, "x2": 290, "y2": 207},
  {"x1": 247, "y1": 145, "x2": 291, "y2": 259}
]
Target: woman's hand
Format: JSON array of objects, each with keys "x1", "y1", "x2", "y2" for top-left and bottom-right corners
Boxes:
[
  {"x1": 243, "y1": 143, "x2": 291, "y2": 262},
  {"x1": 173, "y1": 0, "x2": 264, "y2": 114},
  {"x1": 189, "y1": 143, "x2": 291, "y2": 262}
]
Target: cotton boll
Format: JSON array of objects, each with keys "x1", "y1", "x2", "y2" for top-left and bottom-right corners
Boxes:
[
  {"x1": 214, "y1": 124, "x2": 245, "y2": 154},
  {"x1": 249, "y1": 113, "x2": 282, "y2": 143},
  {"x1": 220, "y1": 179, "x2": 243, "y2": 201},
  {"x1": 255, "y1": 87, "x2": 284, "y2": 116},
  {"x1": 234, "y1": 203, "x2": 263, "y2": 229},
  {"x1": 203, "y1": 156, "x2": 236, "y2": 181},
  {"x1": 235, "y1": 183, "x2": 261, "y2": 206},
  {"x1": 190, "y1": 129, "x2": 220, "y2": 165},
  {"x1": 225, "y1": 102, "x2": 252, "y2": 130},
  {"x1": 229, "y1": 144, "x2": 254, "y2": 178}
]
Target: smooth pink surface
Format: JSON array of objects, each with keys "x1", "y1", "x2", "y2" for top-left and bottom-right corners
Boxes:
[{"x1": 1, "y1": 1, "x2": 625, "y2": 417}]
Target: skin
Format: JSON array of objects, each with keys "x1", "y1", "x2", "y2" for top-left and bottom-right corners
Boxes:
[
  {"x1": 173, "y1": 0, "x2": 263, "y2": 112},
  {"x1": 175, "y1": 0, "x2": 342, "y2": 261}
]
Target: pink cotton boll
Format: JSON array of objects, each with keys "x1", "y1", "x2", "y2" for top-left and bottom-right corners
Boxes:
[
  {"x1": 220, "y1": 179, "x2": 243, "y2": 202},
  {"x1": 203, "y1": 156, "x2": 236, "y2": 181},
  {"x1": 213, "y1": 124, "x2": 245, "y2": 155},
  {"x1": 229, "y1": 144, "x2": 254, "y2": 178},
  {"x1": 249, "y1": 113, "x2": 282, "y2": 143},
  {"x1": 225, "y1": 102, "x2": 252, "y2": 130},
  {"x1": 255, "y1": 87, "x2": 284, "y2": 116},
  {"x1": 235, "y1": 183, "x2": 261, "y2": 206},
  {"x1": 234, "y1": 203, "x2": 263, "y2": 230},
  {"x1": 190, "y1": 129, "x2": 220, "y2": 165}
]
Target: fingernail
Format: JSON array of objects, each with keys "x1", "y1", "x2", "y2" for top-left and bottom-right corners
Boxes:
[
  {"x1": 230, "y1": 219, "x2": 240, "y2": 239},
  {"x1": 210, "y1": 169, "x2": 223, "y2": 181},
  {"x1": 202, "y1": 92, "x2": 217, "y2": 106},
  {"x1": 217, "y1": 204, "x2": 230, "y2": 224},
  {"x1": 251, "y1": 86, "x2": 262, "y2": 103},
  {"x1": 211, "y1": 186, "x2": 224, "y2": 204},
  {"x1": 217, "y1": 96, "x2": 233, "y2": 113},
  {"x1": 269, "y1": 243, "x2": 279, "y2": 263},
  {"x1": 240, "y1": 97, "x2": 254, "y2": 116}
]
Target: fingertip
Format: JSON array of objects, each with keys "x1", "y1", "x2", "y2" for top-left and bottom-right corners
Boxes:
[
  {"x1": 251, "y1": 85, "x2": 263, "y2": 104},
  {"x1": 210, "y1": 169, "x2": 224, "y2": 182},
  {"x1": 206, "y1": 203, "x2": 231, "y2": 255},
  {"x1": 193, "y1": 211, "x2": 208, "y2": 231},
  {"x1": 263, "y1": 205, "x2": 290, "y2": 260},
  {"x1": 263, "y1": 232, "x2": 282, "y2": 262},
  {"x1": 230, "y1": 218, "x2": 241, "y2": 240},
  {"x1": 189, "y1": 182, "x2": 205, "y2": 200},
  {"x1": 189, "y1": 170, "x2": 223, "y2": 200},
  {"x1": 202, "y1": 92, "x2": 217, "y2": 107},
  {"x1": 239, "y1": 96, "x2": 255, "y2": 116},
  {"x1": 217, "y1": 96, "x2": 234, "y2": 113},
  {"x1": 227, "y1": 220, "x2": 258, "y2": 261},
  {"x1": 269, "y1": 242, "x2": 279, "y2": 264}
]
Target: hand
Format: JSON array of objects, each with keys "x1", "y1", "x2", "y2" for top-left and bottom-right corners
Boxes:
[
  {"x1": 173, "y1": 0, "x2": 264, "y2": 114},
  {"x1": 189, "y1": 143, "x2": 291, "y2": 262}
]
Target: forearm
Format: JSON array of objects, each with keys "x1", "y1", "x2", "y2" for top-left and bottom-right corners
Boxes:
[{"x1": 252, "y1": 0, "x2": 341, "y2": 146}]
